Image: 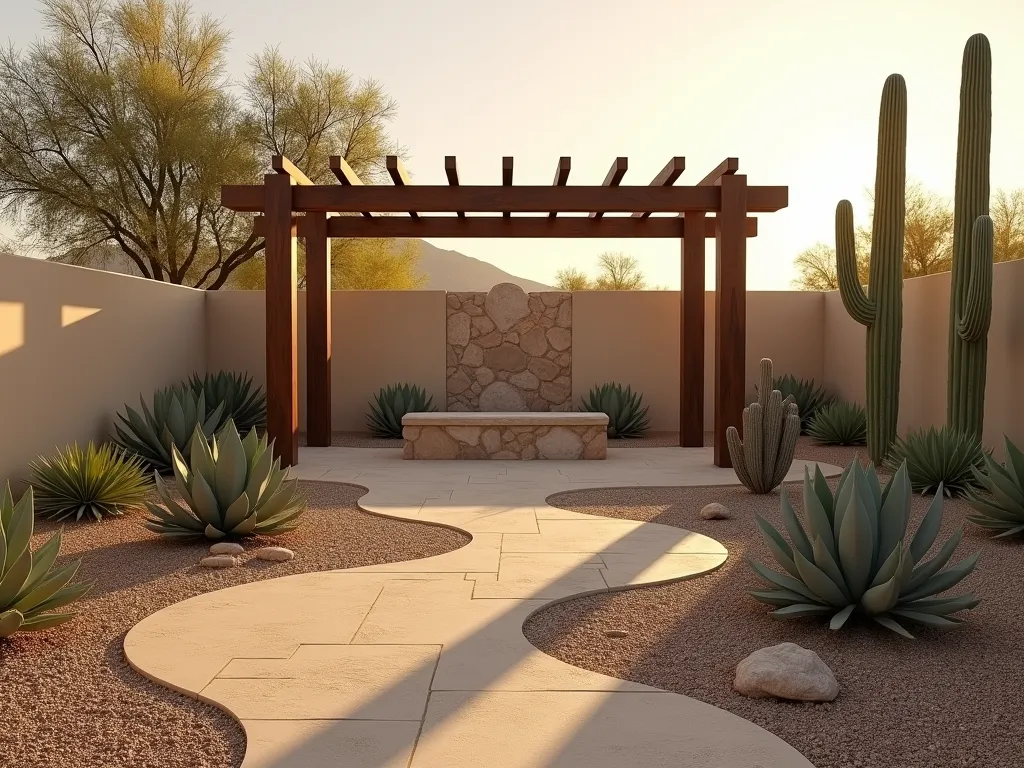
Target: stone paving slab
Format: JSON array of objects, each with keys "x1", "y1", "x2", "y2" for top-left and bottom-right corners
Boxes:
[{"x1": 125, "y1": 446, "x2": 840, "y2": 767}]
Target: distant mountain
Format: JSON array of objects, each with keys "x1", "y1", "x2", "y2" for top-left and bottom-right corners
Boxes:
[{"x1": 414, "y1": 240, "x2": 552, "y2": 292}]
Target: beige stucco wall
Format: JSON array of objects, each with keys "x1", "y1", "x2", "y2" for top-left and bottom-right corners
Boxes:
[
  {"x1": 0, "y1": 253, "x2": 206, "y2": 483},
  {"x1": 205, "y1": 290, "x2": 447, "y2": 432},
  {"x1": 571, "y1": 290, "x2": 826, "y2": 432}
]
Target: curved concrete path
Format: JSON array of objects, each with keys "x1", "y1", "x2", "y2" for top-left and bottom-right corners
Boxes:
[{"x1": 126, "y1": 447, "x2": 841, "y2": 768}]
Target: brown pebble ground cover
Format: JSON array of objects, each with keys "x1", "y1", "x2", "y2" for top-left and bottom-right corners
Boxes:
[
  {"x1": 0, "y1": 480, "x2": 470, "y2": 768},
  {"x1": 524, "y1": 439, "x2": 1024, "y2": 768}
]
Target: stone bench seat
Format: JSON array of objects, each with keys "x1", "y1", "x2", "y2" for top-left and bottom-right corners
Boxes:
[{"x1": 401, "y1": 412, "x2": 609, "y2": 460}]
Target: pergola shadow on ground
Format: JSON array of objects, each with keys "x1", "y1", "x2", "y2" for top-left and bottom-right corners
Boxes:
[{"x1": 220, "y1": 154, "x2": 789, "y2": 468}]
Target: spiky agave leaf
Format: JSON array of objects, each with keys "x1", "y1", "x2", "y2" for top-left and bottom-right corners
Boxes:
[
  {"x1": 0, "y1": 484, "x2": 90, "y2": 638},
  {"x1": 112, "y1": 385, "x2": 227, "y2": 474},
  {"x1": 746, "y1": 459, "x2": 980, "y2": 638},
  {"x1": 771, "y1": 374, "x2": 835, "y2": 433},
  {"x1": 963, "y1": 436, "x2": 1024, "y2": 538},
  {"x1": 884, "y1": 425, "x2": 988, "y2": 497},
  {"x1": 144, "y1": 419, "x2": 306, "y2": 539},
  {"x1": 367, "y1": 383, "x2": 436, "y2": 438},
  {"x1": 188, "y1": 370, "x2": 267, "y2": 433},
  {"x1": 579, "y1": 382, "x2": 651, "y2": 438},
  {"x1": 29, "y1": 442, "x2": 152, "y2": 522},
  {"x1": 807, "y1": 401, "x2": 867, "y2": 446}
]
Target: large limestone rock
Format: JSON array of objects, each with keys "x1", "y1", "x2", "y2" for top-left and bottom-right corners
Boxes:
[
  {"x1": 485, "y1": 283, "x2": 531, "y2": 332},
  {"x1": 479, "y1": 382, "x2": 527, "y2": 411},
  {"x1": 536, "y1": 427, "x2": 584, "y2": 459},
  {"x1": 700, "y1": 503, "x2": 731, "y2": 520},
  {"x1": 734, "y1": 643, "x2": 839, "y2": 702}
]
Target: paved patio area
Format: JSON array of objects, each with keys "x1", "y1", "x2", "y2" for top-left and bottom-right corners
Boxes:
[{"x1": 125, "y1": 447, "x2": 842, "y2": 767}]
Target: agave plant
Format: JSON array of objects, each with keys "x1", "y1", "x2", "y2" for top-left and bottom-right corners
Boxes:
[
  {"x1": 884, "y1": 425, "x2": 988, "y2": 498},
  {"x1": 964, "y1": 436, "x2": 1024, "y2": 538},
  {"x1": 187, "y1": 371, "x2": 266, "y2": 434},
  {"x1": 807, "y1": 401, "x2": 867, "y2": 446},
  {"x1": 29, "y1": 442, "x2": 152, "y2": 522},
  {"x1": 748, "y1": 459, "x2": 980, "y2": 638},
  {"x1": 144, "y1": 419, "x2": 306, "y2": 539},
  {"x1": 0, "y1": 484, "x2": 91, "y2": 638},
  {"x1": 367, "y1": 384, "x2": 436, "y2": 439},
  {"x1": 772, "y1": 374, "x2": 835, "y2": 434},
  {"x1": 113, "y1": 385, "x2": 226, "y2": 474},
  {"x1": 579, "y1": 382, "x2": 651, "y2": 438}
]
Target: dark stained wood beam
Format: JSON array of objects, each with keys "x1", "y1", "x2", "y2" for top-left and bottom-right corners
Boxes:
[
  {"x1": 252, "y1": 214, "x2": 759, "y2": 239},
  {"x1": 328, "y1": 156, "x2": 372, "y2": 218},
  {"x1": 631, "y1": 157, "x2": 686, "y2": 218},
  {"x1": 680, "y1": 211, "x2": 706, "y2": 447},
  {"x1": 550, "y1": 157, "x2": 570, "y2": 218},
  {"x1": 222, "y1": 184, "x2": 787, "y2": 214},
  {"x1": 271, "y1": 155, "x2": 313, "y2": 186},
  {"x1": 698, "y1": 157, "x2": 739, "y2": 187},
  {"x1": 386, "y1": 155, "x2": 418, "y2": 219},
  {"x1": 304, "y1": 212, "x2": 331, "y2": 447},
  {"x1": 713, "y1": 173, "x2": 748, "y2": 468},
  {"x1": 590, "y1": 157, "x2": 628, "y2": 219},
  {"x1": 502, "y1": 157, "x2": 513, "y2": 218},
  {"x1": 263, "y1": 172, "x2": 298, "y2": 467},
  {"x1": 445, "y1": 156, "x2": 465, "y2": 218}
]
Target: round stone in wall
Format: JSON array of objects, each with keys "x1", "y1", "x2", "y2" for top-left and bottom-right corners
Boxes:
[
  {"x1": 447, "y1": 312, "x2": 471, "y2": 346},
  {"x1": 485, "y1": 282, "x2": 531, "y2": 332},
  {"x1": 479, "y1": 381, "x2": 527, "y2": 411},
  {"x1": 536, "y1": 426, "x2": 584, "y2": 459}
]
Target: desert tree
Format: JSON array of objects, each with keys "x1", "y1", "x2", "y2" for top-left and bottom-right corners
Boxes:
[
  {"x1": 593, "y1": 251, "x2": 647, "y2": 290},
  {"x1": 553, "y1": 266, "x2": 593, "y2": 290}
]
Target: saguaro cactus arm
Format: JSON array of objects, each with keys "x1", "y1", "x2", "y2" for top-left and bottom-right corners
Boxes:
[
  {"x1": 835, "y1": 200, "x2": 876, "y2": 326},
  {"x1": 957, "y1": 215, "x2": 994, "y2": 342}
]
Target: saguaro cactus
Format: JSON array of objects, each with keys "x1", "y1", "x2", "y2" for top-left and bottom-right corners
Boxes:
[
  {"x1": 835, "y1": 73, "x2": 907, "y2": 467},
  {"x1": 947, "y1": 33, "x2": 993, "y2": 438},
  {"x1": 726, "y1": 358, "x2": 800, "y2": 494}
]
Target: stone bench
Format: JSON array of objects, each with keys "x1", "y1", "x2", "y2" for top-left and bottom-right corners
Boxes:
[{"x1": 402, "y1": 412, "x2": 609, "y2": 460}]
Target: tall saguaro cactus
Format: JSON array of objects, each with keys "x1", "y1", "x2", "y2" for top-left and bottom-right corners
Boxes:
[
  {"x1": 835, "y1": 74, "x2": 907, "y2": 467},
  {"x1": 947, "y1": 33, "x2": 994, "y2": 438}
]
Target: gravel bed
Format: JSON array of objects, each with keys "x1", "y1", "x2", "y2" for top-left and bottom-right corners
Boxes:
[
  {"x1": 524, "y1": 439, "x2": 1024, "y2": 768},
  {"x1": 0, "y1": 481, "x2": 470, "y2": 768}
]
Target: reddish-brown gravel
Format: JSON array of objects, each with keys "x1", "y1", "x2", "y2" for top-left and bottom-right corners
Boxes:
[
  {"x1": 0, "y1": 481, "x2": 469, "y2": 768},
  {"x1": 524, "y1": 440, "x2": 1024, "y2": 768}
]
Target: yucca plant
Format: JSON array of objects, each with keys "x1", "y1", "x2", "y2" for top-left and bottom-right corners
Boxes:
[
  {"x1": 29, "y1": 442, "x2": 152, "y2": 522},
  {"x1": 144, "y1": 419, "x2": 306, "y2": 539},
  {"x1": 0, "y1": 484, "x2": 91, "y2": 638},
  {"x1": 187, "y1": 371, "x2": 266, "y2": 434},
  {"x1": 367, "y1": 384, "x2": 436, "y2": 439},
  {"x1": 964, "y1": 436, "x2": 1024, "y2": 538},
  {"x1": 113, "y1": 385, "x2": 226, "y2": 474},
  {"x1": 748, "y1": 460, "x2": 980, "y2": 639},
  {"x1": 579, "y1": 382, "x2": 651, "y2": 438},
  {"x1": 884, "y1": 425, "x2": 988, "y2": 498},
  {"x1": 772, "y1": 374, "x2": 835, "y2": 434},
  {"x1": 807, "y1": 401, "x2": 868, "y2": 446}
]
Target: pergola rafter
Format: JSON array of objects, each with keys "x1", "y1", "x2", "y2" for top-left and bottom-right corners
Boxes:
[{"x1": 222, "y1": 154, "x2": 789, "y2": 469}]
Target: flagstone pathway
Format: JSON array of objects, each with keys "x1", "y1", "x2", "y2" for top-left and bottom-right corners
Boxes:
[{"x1": 125, "y1": 447, "x2": 842, "y2": 767}]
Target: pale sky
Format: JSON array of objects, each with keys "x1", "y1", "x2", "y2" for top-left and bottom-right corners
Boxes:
[{"x1": 4, "y1": 0, "x2": 1022, "y2": 289}]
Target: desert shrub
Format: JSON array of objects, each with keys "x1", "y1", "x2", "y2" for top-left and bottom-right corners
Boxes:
[
  {"x1": 30, "y1": 442, "x2": 151, "y2": 521},
  {"x1": 367, "y1": 384, "x2": 436, "y2": 439},
  {"x1": 579, "y1": 382, "x2": 651, "y2": 438},
  {"x1": 884, "y1": 425, "x2": 988, "y2": 497},
  {"x1": 807, "y1": 401, "x2": 867, "y2": 446},
  {"x1": 964, "y1": 435, "x2": 1024, "y2": 538},
  {"x1": 187, "y1": 371, "x2": 266, "y2": 434}
]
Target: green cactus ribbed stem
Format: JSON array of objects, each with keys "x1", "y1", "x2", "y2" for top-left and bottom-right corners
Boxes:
[
  {"x1": 834, "y1": 74, "x2": 907, "y2": 467},
  {"x1": 947, "y1": 33, "x2": 993, "y2": 438}
]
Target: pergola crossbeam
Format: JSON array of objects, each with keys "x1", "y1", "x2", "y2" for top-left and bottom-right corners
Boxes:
[
  {"x1": 698, "y1": 157, "x2": 739, "y2": 186},
  {"x1": 590, "y1": 157, "x2": 628, "y2": 219},
  {"x1": 386, "y1": 155, "x2": 418, "y2": 219},
  {"x1": 445, "y1": 156, "x2": 465, "y2": 217},
  {"x1": 550, "y1": 157, "x2": 570, "y2": 218},
  {"x1": 329, "y1": 155, "x2": 372, "y2": 218},
  {"x1": 272, "y1": 155, "x2": 312, "y2": 186},
  {"x1": 631, "y1": 157, "x2": 685, "y2": 218}
]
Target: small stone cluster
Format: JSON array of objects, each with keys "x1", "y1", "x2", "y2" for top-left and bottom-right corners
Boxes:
[
  {"x1": 403, "y1": 424, "x2": 606, "y2": 460},
  {"x1": 198, "y1": 543, "x2": 294, "y2": 568},
  {"x1": 446, "y1": 283, "x2": 572, "y2": 413}
]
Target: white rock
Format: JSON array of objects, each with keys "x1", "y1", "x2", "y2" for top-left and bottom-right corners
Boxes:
[
  {"x1": 200, "y1": 554, "x2": 238, "y2": 568},
  {"x1": 210, "y1": 542, "x2": 244, "y2": 556},
  {"x1": 734, "y1": 642, "x2": 839, "y2": 702},
  {"x1": 255, "y1": 546, "x2": 295, "y2": 562},
  {"x1": 700, "y1": 502, "x2": 731, "y2": 520}
]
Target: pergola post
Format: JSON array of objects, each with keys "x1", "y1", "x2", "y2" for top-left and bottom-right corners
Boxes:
[
  {"x1": 305, "y1": 212, "x2": 331, "y2": 447},
  {"x1": 264, "y1": 172, "x2": 299, "y2": 466},
  {"x1": 680, "y1": 212, "x2": 706, "y2": 447},
  {"x1": 713, "y1": 173, "x2": 748, "y2": 468}
]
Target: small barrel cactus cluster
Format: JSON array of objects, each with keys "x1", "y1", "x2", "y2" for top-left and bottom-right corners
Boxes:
[{"x1": 726, "y1": 358, "x2": 801, "y2": 494}]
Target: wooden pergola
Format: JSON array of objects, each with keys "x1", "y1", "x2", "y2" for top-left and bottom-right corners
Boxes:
[{"x1": 221, "y1": 154, "x2": 788, "y2": 469}]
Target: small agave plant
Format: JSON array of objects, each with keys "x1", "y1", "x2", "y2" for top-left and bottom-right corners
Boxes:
[
  {"x1": 579, "y1": 383, "x2": 651, "y2": 439},
  {"x1": 367, "y1": 384, "x2": 436, "y2": 439},
  {"x1": 964, "y1": 436, "x2": 1024, "y2": 538},
  {"x1": 0, "y1": 484, "x2": 91, "y2": 638},
  {"x1": 144, "y1": 419, "x2": 306, "y2": 539},
  {"x1": 113, "y1": 385, "x2": 226, "y2": 474},
  {"x1": 187, "y1": 371, "x2": 267, "y2": 434},
  {"x1": 748, "y1": 459, "x2": 980, "y2": 638}
]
